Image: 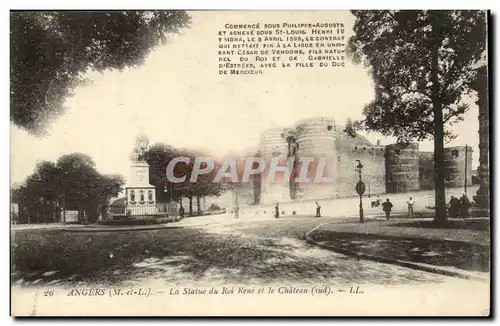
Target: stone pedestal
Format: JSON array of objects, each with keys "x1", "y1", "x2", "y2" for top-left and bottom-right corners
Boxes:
[{"x1": 125, "y1": 161, "x2": 157, "y2": 216}]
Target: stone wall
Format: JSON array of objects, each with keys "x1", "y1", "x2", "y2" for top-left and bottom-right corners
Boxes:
[
  {"x1": 443, "y1": 146, "x2": 473, "y2": 187},
  {"x1": 294, "y1": 117, "x2": 337, "y2": 200},
  {"x1": 418, "y1": 151, "x2": 435, "y2": 190},
  {"x1": 259, "y1": 127, "x2": 291, "y2": 205},
  {"x1": 385, "y1": 143, "x2": 420, "y2": 193},
  {"x1": 335, "y1": 143, "x2": 386, "y2": 198}
]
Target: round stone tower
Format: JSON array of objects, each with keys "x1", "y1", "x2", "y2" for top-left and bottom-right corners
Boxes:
[
  {"x1": 444, "y1": 146, "x2": 473, "y2": 188},
  {"x1": 294, "y1": 117, "x2": 337, "y2": 200},
  {"x1": 259, "y1": 127, "x2": 291, "y2": 205},
  {"x1": 385, "y1": 143, "x2": 420, "y2": 193}
]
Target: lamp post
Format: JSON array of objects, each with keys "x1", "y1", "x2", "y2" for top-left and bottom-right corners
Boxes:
[
  {"x1": 355, "y1": 160, "x2": 365, "y2": 224},
  {"x1": 164, "y1": 180, "x2": 173, "y2": 202}
]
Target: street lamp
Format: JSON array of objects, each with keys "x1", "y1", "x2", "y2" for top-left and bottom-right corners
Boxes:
[
  {"x1": 164, "y1": 180, "x2": 173, "y2": 202},
  {"x1": 355, "y1": 160, "x2": 365, "y2": 223}
]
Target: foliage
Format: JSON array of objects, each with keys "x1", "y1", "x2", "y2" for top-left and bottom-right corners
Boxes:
[
  {"x1": 348, "y1": 10, "x2": 486, "y2": 143},
  {"x1": 144, "y1": 143, "x2": 224, "y2": 203},
  {"x1": 10, "y1": 11, "x2": 191, "y2": 135},
  {"x1": 12, "y1": 152, "x2": 125, "y2": 223},
  {"x1": 348, "y1": 10, "x2": 486, "y2": 224},
  {"x1": 208, "y1": 203, "x2": 221, "y2": 211}
]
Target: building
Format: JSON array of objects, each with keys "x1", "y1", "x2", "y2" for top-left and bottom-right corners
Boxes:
[{"x1": 248, "y1": 117, "x2": 475, "y2": 203}]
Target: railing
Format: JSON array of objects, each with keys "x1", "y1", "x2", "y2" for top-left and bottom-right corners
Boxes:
[{"x1": 104, "y1": 203, "x2": 178, "y2": 220}]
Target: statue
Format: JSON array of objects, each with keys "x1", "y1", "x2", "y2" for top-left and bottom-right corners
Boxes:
[{"x1": 132, "y1": 134, "x2": 149, "y2": 162}]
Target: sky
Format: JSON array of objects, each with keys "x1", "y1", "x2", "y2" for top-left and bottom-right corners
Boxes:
[{"x1": 10, "y1": 11, "x2": 481, "y2": 186}]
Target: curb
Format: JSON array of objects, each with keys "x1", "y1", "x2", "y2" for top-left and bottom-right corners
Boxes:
[
  {"x1": 304, "y1": 227, "x2": 489, "y2": 282},
  {"x1": 62, "y1": 224, "x2": 183, "y2": 232}
]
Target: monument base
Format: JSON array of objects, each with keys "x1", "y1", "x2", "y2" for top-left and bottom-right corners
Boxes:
[{"x1": 473, "y1": 194, "x2": 490, "y2": 211}]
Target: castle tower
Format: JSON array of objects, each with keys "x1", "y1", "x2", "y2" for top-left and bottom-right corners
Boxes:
[
  {"x1": 385, "y1": 143, "x2": 420, "y2": 193},
  {"x1": 294, "y1": 117, "x2": 337, "y2": 200},
  {"x1": 259, "y1": 127, "x2": 291, "y2": 205},
  {"x1": 443, "y1": 146, "x2": 473, "y2": 188}
]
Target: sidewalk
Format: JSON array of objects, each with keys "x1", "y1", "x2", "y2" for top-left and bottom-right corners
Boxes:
[
  {"x1": 306, "y1": 217, "x2": 490, "y2": 281},
  {"x1": 10, "y1": 215, "x2": 224, "y2": 233}
]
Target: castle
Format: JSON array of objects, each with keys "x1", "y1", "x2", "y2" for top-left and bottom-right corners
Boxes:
[{"x1": 231, "y1": 117, "x2": 473, "y2": 206}]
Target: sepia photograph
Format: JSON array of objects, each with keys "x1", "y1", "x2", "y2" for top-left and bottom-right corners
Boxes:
[{"x1": 9, "y1": 9, "x2": 491, "y2": 316}]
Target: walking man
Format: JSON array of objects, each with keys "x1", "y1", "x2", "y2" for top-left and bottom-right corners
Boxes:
[
  {"x1": 382, "y1": 199, "x2": 393, "y2": 220},
  {"x1": 275, "y1": 203, "x2": 280, "y2": 219},
  {"x1": 315, "y1": 202, "x2": 321, "y2": 217},
  {"x1": 406, "y1": 197, "x2": 415, "y2": 218}
]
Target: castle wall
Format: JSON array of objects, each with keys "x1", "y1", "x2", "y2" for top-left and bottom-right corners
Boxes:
[
  {"x1": 335, "y1": 143, "x2": 386, "y2": 198},
  {"x1": 294, "y1": 117, "x2": 337, "y2": 200},
  {"x1": 444, "y1": 146, "x2": 473, "y2": 187},
  {"x1": 418, "y1": 151, "x2": 435, "y2": 190},
  {"x1": 255, "y1": 118, "x2": 475, "y2": 201},
  {"x1": 385, "y1": 143, "x2": 420, "y2": 193}
]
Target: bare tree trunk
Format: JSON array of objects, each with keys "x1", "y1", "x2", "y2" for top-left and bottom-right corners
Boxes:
[
  {"x1": 431, "y1": 36, "x2": 447, "y2": 226},
  {"x1": 188, "y1": 196, "x2": 193, "y2": 216},
  {"x1": 196, "y1": 196, "x2": 201, "y2": 216}
]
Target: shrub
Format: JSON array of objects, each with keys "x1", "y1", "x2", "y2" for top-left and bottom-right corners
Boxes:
[{"x1": 208, "y1": 203, "x2": 221, "y2": 211}]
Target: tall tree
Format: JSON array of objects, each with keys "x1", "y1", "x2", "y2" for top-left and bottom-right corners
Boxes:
[
  {"x1": 348, "y1": 10, "x2": 486, "y2": 225},
  {"x1": 144, "y1": 143, "x2": 223, "y2": 215},
  {"x1": 10, "y1": 11, "x2": 191, "y2": 135},
  {"x1": 13, "y1": 152, "x2": 124, "y2": 223}
]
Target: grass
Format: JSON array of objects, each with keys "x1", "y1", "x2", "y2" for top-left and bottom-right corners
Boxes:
[{"x1": 390, "y1": 219, "x2": 490, "y2": 232}]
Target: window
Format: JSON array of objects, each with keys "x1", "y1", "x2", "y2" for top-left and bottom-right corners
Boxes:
[
  {"x1": 452, "y1": 150, "x2": 459, "y2": 157},
  {"x1": 337, "y1": 156, "x2": 341, "y2": 162},
  {"x1": 148, "y1": 190, "x2": 153, "y2": 201},
  {"x1": 327, "y1": 125, "x2": 333, "y2": 131},
  {"x1": 140, "y1": 190, "x2": 145, "y2": 202},
  {"x1": 130, "y1": 190, "x2": 135, "y2": 202}
]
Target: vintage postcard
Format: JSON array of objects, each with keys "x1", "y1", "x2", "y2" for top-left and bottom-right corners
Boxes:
[{"x1": 10, "y1": 10, "x2": 490, "y2": 316}]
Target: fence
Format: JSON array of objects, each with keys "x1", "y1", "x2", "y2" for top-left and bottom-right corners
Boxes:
[{"x1": 104, "y1": 203, "x2": 178, "y2": 220}]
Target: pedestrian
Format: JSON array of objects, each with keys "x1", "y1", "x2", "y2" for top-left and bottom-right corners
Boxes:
[
  {"x1": 382, "y1": 199, "x2": 393, "y2": 220},
  {"x1": 275, "y1": 203, "x2": 280, "y2": 219},
  {"x1": 179, "y1": 206, "x2": 185, "y2": 218},
  {"x1": 459, "y1": 194, "x2": 470, "y2": 218},
  {"x1": 448, "y1": 196, "x2": 460, "y2": 218},
  {"x1": 406, "y1": 197, "x2": 415, "y2": 218},
  {"x1": 316, "y1": 202, "x2": 321, "y2": 217}
]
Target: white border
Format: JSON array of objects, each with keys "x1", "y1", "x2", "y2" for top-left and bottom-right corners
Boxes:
[{"x1": 2, "y1": 1, "x2": 498, "y2": 324}]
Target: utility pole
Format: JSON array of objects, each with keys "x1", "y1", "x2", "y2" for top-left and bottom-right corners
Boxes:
[{"x1": 464, "y1": 144, "x2": 468, "y2": 196}]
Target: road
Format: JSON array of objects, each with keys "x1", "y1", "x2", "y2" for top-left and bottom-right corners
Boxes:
[
  {"x1": 13, "y1": 214, "x2": 459, "y2": 288},
  {"x1": 232, "y1": 185, "x2": 480, "y2": 220}
]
